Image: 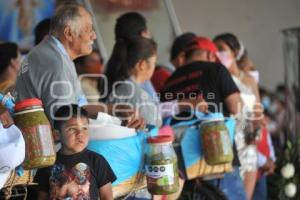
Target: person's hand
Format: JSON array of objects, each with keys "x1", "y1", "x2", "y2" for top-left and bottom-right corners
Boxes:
[
  {"x1": 266, "y1": 160, "x2": 276, "y2": 175},
  {"x1": 178, "y1": 95, "x2": 208, "y2": 113},
  {"x1": 126, "y1": 109, "x2": 146, "y2": 130},
  {"x1": 260, "y1": 158, "x2": 272, "y2": 171},
  {"x1": 260, "y1": 158, "x2": 275, "y2": 175},
  {"x1": 113, "y1": 104, "x2": 145, "y2": 130}
]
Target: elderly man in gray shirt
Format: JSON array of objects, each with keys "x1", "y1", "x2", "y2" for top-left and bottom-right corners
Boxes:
[{"x1": 15, "y1": 3, "x2": 143, "y2": 128}]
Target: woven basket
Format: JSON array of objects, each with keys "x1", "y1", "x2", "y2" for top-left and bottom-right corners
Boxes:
[
  {"x1": 113, "y1": 173, "x2": 146, "y2": 198},
  {"x1": 1, "y1": 169, "x2": 35, "y2": 199},
  {"x1": 3, "y1": 170, "x2": 34, "y2": 188},
  {"x1": 185, "y1": 159, "x2": 233, "y2": 180},
  {"x1": 2, "y1": 170, "x2": 35, "y2": 199}
]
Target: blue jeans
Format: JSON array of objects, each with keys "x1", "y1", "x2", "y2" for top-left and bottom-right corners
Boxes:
[
  {"x1": 209, "y1": 166, "x2": 247, "y2": 200},
  {"x1": 253, "y1": 175, "x2": 267, "y2": 200}
]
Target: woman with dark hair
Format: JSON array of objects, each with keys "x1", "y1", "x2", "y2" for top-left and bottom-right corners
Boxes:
[
  {"x1": 102, "y1": 36, "x2": 207, "y2": 127},
  {"x1": 214, "y1": 33, "x2": 264, "y2": 200},
  {"x1": 103, "y1": 36, "x2": 161, "y2": 127},
  {"x1": 0, "y1": 42, "x2": 21, "y2": 94},
  {"x1": 114, "y1": 12, "x2": 150, "y2": 40}
]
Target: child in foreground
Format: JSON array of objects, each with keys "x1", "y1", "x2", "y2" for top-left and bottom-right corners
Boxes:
[{"x1": 34, "y1": 104, "x2": 116, "y2": 200}]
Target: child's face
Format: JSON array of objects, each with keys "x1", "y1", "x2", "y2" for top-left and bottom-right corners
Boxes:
[{"x1": 60, "y1": 117, "x2": 89, "y2": 155}]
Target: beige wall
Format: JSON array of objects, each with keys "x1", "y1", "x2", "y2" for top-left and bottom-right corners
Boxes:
[{"x1": 172, "y1": 0, "x2": 300, "y2": 90}]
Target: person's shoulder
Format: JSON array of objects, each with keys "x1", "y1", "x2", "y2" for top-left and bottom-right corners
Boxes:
[
  {"x1": 170, "y1": 62, "x2": 197, "y2": 77},
  {"x1": 115, "y1": 80, "x2": 136, "y2": 93},
  {"x1": 207, "y1": 63, "x2": 231, "y2": 76},
  {"x1": 29, "y1": 38, "x2": 55, "y2": 56},
  {"x1": 186, "y1": 61, "x2": 226, "y2": 77},
  {"x1": 242, "y1": 71, "x2": 257, "y2": 87},
  {"x1": 181, "y1": 61, "x2": 203, "y2": 69},
  {"x1": 85, "y1": 150, "x2": 111, "y2": 169},
  {"x1": 86, "y1": 149, "x2": 107, "y2": 161},
  {"x1": 27, "y1": 38, "x2": 63, "y2": 70},
  {"x1": 202, "y1": 61, "x2": 225, "y2": 70},
  {"x1": 180, "y1": 61, "x2": 222, "y2": 71}
]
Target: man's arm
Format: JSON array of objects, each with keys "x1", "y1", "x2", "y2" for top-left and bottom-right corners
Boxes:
[
  {"x1": 98, "y1": 182, "x2": 114, "y2": 200},
  {"x1": 83, "y1": 103, "x2": 145, "y2": 129},
  {"x1": 83, "y1": 103, "x2": 111, "y2": 119}
]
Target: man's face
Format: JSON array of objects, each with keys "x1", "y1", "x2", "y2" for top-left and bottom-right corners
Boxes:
[
  {"x1": 172, "y1": 52, "x2": 186, "y2": 69},
  {"x1": 60, "y1": 117, "x2": 89, "y2": 155},
  {"x1": 71, "y1": 8, "x2": 96, "y2": 58}
]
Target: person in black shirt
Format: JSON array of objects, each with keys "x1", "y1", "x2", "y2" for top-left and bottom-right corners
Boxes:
[
  {"x1": 34, "y1": 105, "x2": 116, "y2": 200},
  {"x1": 161, "y1": 36, "x2": 247, "y2": 200},
  {"x1": 161, "y1": 37, "x2": 241, "y2": 116}
]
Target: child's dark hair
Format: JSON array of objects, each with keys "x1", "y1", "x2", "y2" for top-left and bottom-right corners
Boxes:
[
  {"x1": 101, "y1": 36, "x2": 157, "y2": 100},
  {"x1": 53, "y1": 104, "x2": 88, "y2": 131},
  {"x1": 115, "y1": 12, "x2": 147, "y2": 40},
  {"x1": 0, "y1": 42, "x2": 19, "y2": 75}
]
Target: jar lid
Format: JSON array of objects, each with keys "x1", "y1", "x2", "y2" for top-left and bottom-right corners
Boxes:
[
  {"x1": 147, "y1": 135, "x2": 174, "y2": 144},
  {"x1": 15, "y1": 98, "x2": 43, "y2": 111}
]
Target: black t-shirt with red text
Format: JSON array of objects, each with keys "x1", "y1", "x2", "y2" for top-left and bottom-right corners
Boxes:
[
  {"x1": 34, "y1": 149, "x2": 116, "y2": 200},
  {"x1": 161, "y1": 61, "x2": 239, "y2": 117}
]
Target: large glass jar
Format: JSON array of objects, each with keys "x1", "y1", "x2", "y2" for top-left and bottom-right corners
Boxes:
[
  {"x1": 14, "y1": 98, "x2": 56, "y2": 169},
  {"x1": 200, "y1": 119, "x2": 233, "y2": 165},
  {"x1": 145, "y1": 135, "x2": 179, "y2": 195}
]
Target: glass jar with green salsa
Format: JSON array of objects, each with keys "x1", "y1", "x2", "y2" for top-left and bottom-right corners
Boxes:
[
  {"x1": 145, "y1": 135, "x2": 179, "y2": 195},
  {"x1": 200, "y1": 118, "x2": 233, "y2": 165},
  {"x1": 14, "y1": 98, "x2": 56, "y2": 169}
]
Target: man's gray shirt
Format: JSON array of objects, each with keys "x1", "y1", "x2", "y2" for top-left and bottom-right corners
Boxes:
[{"x1": 15, "y1": 36, "x2": 87, "y2": 121}]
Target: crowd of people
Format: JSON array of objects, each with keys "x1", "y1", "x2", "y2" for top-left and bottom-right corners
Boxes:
[{"x1": 0, "y1": 2, "x2": 292, "y2": 200}]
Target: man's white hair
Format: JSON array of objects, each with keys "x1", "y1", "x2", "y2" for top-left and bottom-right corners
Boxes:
[{"x1": 50, "y1": 3, "x2": 90, "y2": 37}]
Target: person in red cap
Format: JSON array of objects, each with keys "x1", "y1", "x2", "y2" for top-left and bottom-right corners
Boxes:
[
  {"x1": 161, "y1": 36, "x2": 241, "y2": 117},
  {"x1": 160, "y1": 36, "x2": 247, "y2": 200}
]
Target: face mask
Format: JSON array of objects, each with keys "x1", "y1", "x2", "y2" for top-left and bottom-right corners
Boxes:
[
  {"x1": 216, "y1": 51, "x2": 233, "y2": 69},
  {"x1": 269, "y1": 102, "x2": 278, "y2": 114},
  {"x1": 248, "y1": 70, "x2": 259, "y2": 83},
  {"x1": 262, "y1": 96, "x2": 271, "y2": 110}
]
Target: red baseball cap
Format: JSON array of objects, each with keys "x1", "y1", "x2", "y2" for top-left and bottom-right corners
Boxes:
[{"x1": 186, "y1": 36, "x2": 218, "y2": 53}]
